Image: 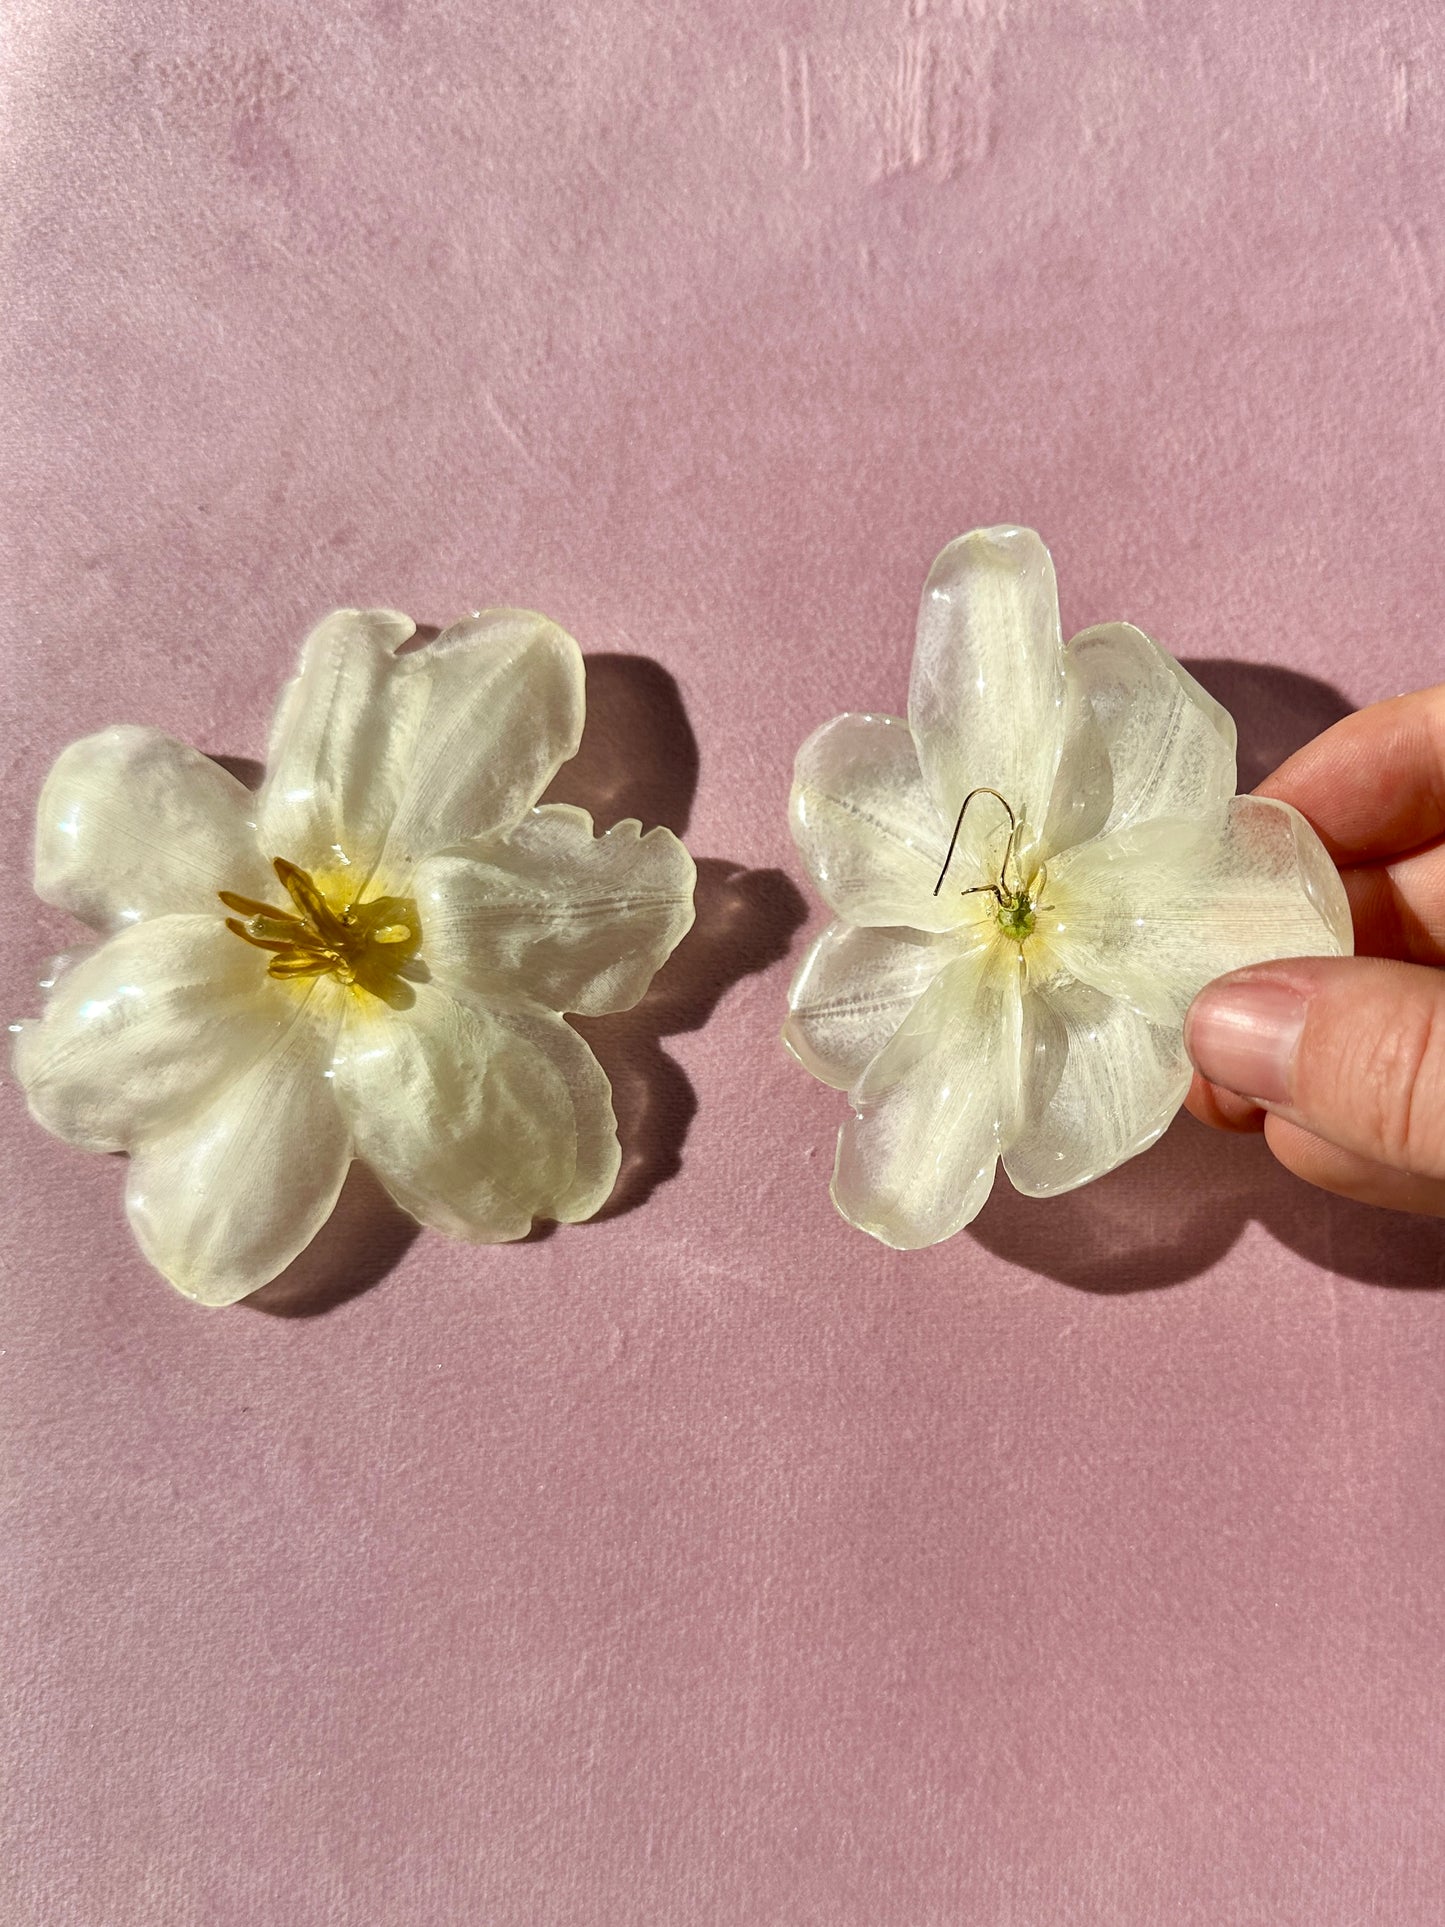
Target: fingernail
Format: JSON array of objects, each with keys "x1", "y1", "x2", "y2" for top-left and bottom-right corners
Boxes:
[{"x1": 1185, "y1": 980, "x2": 1306, "y2": 1105}]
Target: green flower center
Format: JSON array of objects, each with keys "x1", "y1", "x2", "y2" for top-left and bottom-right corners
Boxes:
[{"x1": 995, "y1": 889, "x2": 1037, "y2": 945}]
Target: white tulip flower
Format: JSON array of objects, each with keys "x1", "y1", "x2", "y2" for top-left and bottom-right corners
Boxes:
[
  {"x1": 15, "y1": 608, "x2": 696, "y2": 1303},
  {"x1": 785, "y1": 527, "x2": 1351, "y2": 1249}
]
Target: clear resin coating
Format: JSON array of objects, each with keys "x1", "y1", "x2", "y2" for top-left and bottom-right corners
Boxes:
[
  {"x1": 14, "y1": 608, "x2": 696, "y2": 1303},
  {"x1": 785, "y1": 527, "x2": 1351, "y2": 1249}
]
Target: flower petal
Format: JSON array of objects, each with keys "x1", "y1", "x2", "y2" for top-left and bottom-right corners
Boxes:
[
  {"x1": 1035, "y1": 654, "x2": 1113, "y2": 858},
  {"x1": 256, "y1": 607, "x2": 419, "y2": 875},
  {"x1": 414, "y1": 805, "x2": 696, "y2": 1016},
  {"x1": 1044, "y1": 622, "x2": 1237, "y2": 851},
  {"x1": 1003, "y1": 979, "x2": 1191, "y2": 1197},
  {"x1": 832, "y1": 943, "x2": 1023, "y2": 1248},
  {"x1": 1043, "y1": 795, "x2": 1354, "y2": 1026},
  {"x1": 505, "y1": 1002, "x2": 621, "y2": 1222},
  {"x1": 35, "y1": 727, "x2": 273, "y2": 930},
  {"x1": 908, "y1": 527, "x2": 1068, "y2": 834},
  {"x1": 13, "y1": 916, "x2": 296, "y2": 1153},
  {"x1": 783, "y1": 919, "x2": 961, "y2": 1090},
  {"x1": 332, "y1": 984, "x2": 619, "y2": 1241},
  {"x1": 371, "y1": 611, "x2": 586, "y2": 882},
  {"x1": 123, "y1": 990, "x2": 350, "y2": 1305},
  {"x1": 790, "y1": 712, "x2": 981, "y2": 931}
]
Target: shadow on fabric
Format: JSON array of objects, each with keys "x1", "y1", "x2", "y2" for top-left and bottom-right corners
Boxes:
[
  {"x1": 972, "y1": 657, "x2": 1444, "y2": 1292},
  {"x1": 543, "y1": 654, "x2": 806, "y2": 1224},
  {"x1": 250, "y1": 1162, "x2": 422, "y2": 1317},
  {"x1": 970, "y1": 1108, "x2": 1445, "y2": 1293},
  {"x1": 1182, "y1": 657, "x2": 1352, "y2": 790}
]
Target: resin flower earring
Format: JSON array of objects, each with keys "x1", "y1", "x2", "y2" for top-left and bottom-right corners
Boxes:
[
  {"x1": 14, "y1": 608, "x2": 696, "y2": 1303},
  {"x1": 785, "y1": 526, "x2": 1350, "y2": 1249}
]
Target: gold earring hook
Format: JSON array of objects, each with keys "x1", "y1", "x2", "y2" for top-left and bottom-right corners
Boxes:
[{"x1": 933, "y1": 787, "x2": 1017, "y2": 899}]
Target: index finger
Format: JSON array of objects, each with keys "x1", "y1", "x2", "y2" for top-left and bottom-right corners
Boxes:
[{"x1": 1256, "y1": 683, "x2": 1445, "y2": 864}]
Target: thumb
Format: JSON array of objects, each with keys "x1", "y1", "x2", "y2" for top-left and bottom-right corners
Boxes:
[{"x1": 1185, "y1": 955, "x2": 1445, "y2": 1181}]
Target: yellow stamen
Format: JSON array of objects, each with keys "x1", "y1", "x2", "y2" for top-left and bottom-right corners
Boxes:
[{"x1": 221, "y1": 858, "x2": 423, "y2": 1009}]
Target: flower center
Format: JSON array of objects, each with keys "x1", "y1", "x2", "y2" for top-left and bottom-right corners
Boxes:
[
  {"x1": 995, "y1": 889, "x2": 1036, "y2": 944},
  {"x1": 220, "y1": 858, "x2": 422, "y2": 1009}
]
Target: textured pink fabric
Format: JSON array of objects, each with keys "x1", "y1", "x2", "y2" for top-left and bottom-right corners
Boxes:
[{"x1": 5, "y1": 2, "x2": 1445, "y2": 1920}]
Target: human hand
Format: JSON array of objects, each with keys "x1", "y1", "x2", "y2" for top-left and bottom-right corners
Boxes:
[{"x1": 1185, "y1": 684, "x2": 1445, "y2": 1215}]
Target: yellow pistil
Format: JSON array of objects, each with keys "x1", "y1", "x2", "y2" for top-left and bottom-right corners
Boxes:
[{"x1": 220, "y1": 858, "x2": 423, "y2": 1010}]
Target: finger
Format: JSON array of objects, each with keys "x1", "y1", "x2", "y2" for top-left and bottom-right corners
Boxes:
[
  {"x1": 1257, "y1": 683, "x2": 1445, "y2": 864},
  {"x1": 1262, "y1": 1112, "x2": 1445, "y2": 1215},
  {"x1": 1185, "y1": 955, "x2": 1445, "y2": 1183},
  {"x1": 1343, "y1": 846, "x2": 1445, "y2": 966},
  {"x1": 1183, "y1": 1069, "x2": 1266, "y2": 1133}
]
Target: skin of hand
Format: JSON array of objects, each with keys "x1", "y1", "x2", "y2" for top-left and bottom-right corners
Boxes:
[{"x1": 1184, "y1": 682, "x2": 1445, "y2": 1216}]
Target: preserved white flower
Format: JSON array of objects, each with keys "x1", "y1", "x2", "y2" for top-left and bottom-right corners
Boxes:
[
  {"x1": 785, "y1": 527, "x2": 1351, "y2": 1249},
  {"x1": 15, "y1": 608, "x2": 695, "y2": 1302}
]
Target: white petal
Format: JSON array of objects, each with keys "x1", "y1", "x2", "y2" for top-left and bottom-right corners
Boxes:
[
  {"x1": 371, "y1": 611, "x2": 586, "y2": 882},
  {"x1": 908, "y1": 527, "x2": 1068, "y2": 836},
  {"x1": 13, "y1": 916, "x2": 295, "y2": 1153},
  {"x1": 35, "y1": 727, "x2": 272, "y2": 929},
  {"x1": 1003, "y1": 980, "x2": 1191, "y2": 1196},
  {"x1": 832, "y1": 942, "x2": 1023, "y2": 1248},
  {"x1": 333, "y1": 984, "x2": 619, "y2": 1241},
  {"x1": 784, "y1": 920, "x2": 962, "y2": 1090},
  {"x1": 507, "y1": 1003, "x2": 621, "y2": 1221},
  {"x1": 256, "y1": 607, "x2": 418, "y2": 875},
  {"x1": 1043, "y1": 622, "x2": 1237, "y2": 852},
  {"x1": 1043, "y1": 795, "x2": 1353, "y2": 1026},
  {"x1": 124, "y1": 990, "x2": 350, "y2": 1305},
  {"x1": 790, "y1": 712, "x2": 988, "y2": 932},
  {"x1": 1035, "y1": 652, "x2": 1112, "y2": 858},
  {"x1": 414, "y1": 805, "x2": 696, "y2": 1016}
]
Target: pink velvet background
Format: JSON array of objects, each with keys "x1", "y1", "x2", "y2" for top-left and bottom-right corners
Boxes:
[{"x1": 5, "y1": 2, "x2": 1445, "y2": 1920}]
